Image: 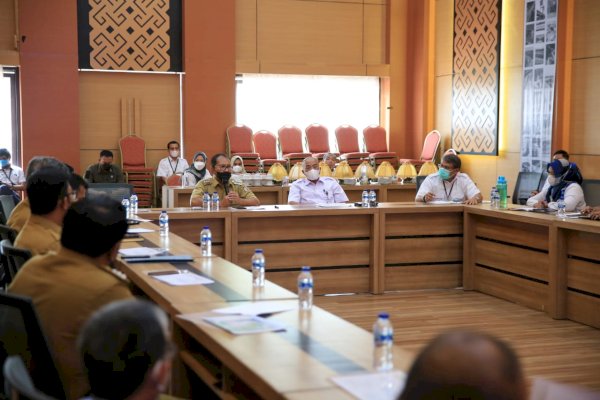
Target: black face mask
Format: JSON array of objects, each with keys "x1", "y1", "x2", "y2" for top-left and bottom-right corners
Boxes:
[
  {"x1": 216, "y1": 172, "x2": 231, "y2": 184},
  {"x1": 102, "y1": 163, "x2": 112, "y2": 171}
]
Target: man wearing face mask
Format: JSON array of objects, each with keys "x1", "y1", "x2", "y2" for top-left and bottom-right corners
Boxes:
[
  {"x1": 14, "y1": 166, "x2": 75, "y2": 256},
  {"x1": 415, "y1": 154, "x2": 482, "y2": 205},
  {"x1": 84, "y1": 150, "x2": 124, "y2": 183},
  {"x1": 156, "y1": 140, "x2": 189, "y2": 185},
  {"x1": 9, "y1": 194, "x2": 133, "y2": 399},
  {"x1": 288, "y1": 156, "x2": 348, "y2": 204},
  {"x1": 190, "y1": 153, "x2": 259, "y2": 207},
  {"x1": 0, "y1": 148, "x2": 26, "y2": 204},
  {"x1": 527, "y1": 158, "x2": 586, "y2": 211}
]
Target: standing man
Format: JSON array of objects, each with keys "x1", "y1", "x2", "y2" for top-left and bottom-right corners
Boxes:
[
  {"x1": 0, "y1": 148, "x2": 26, "y2": 204},
  {"x1": 415, "y1": 154, "x2": 482, "y2": 205},
  {"x1": 84, "y1": 150, "x2": 124, "y2": 183},
  {"x1": 288, "y1": 156, "x2": 348, "y2": 204},
  {"x1": 190, "y1": 153, "x2": 259, "y2": 207},
  {"x1": 156, "y1": 140, "x2": 189, "y2": 185}
]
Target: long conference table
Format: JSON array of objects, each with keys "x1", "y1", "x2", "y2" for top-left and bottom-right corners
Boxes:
[{"x1": 120, "y1": 203, "x2": 600, "y2": 398}]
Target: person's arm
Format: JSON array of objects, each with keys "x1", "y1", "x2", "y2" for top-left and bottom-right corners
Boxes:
[
  {"x1": 463, "y1": 177, "x2": 482, "y2": 205},
  {"x1": 287, "y1": 183, "x2": 300, "y2": 205},
  {"x1": 190, "y1": 183, "x2": 206, "y2": 206},
  {"x1": 156, "y1": 159, "x2": 170, "y2": 184},
  {"x1": 224, "y1": 186, "x2": 260, "y2": 206},
  {"x1": 526, "y1": 189, "x2": 546, "y2": 208},
  {"x1": 415, "y1": 176, "x2": 434, "y2": 202},
  {"x1": 332, "y1": 181, "x2": 349, "y2": 203},
  {"x1": 548, "y1": 184, "x2": 584, "y2": 212},
  {"x1": 115, "y1": 166, "x2": 124, "y2": 183}
]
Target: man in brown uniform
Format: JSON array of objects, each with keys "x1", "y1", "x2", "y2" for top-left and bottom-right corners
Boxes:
[
  {"x1": 190, "y1": 153, "x2": 259, "y2": 207},
  {"x1": 14, "y1": 166, "x2": 73, "y2": 255},
  {"x1": 9, "y1": 194, "x2": 133, "y2": 399}
]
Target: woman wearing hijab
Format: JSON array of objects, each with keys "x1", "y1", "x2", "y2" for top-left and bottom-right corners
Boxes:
[
  {"x1": 182, "y1": 152, "x2": 212, "y2": 187},
  {"x1": 527, "y1": 158, "x2": 586, "y2": 211}
]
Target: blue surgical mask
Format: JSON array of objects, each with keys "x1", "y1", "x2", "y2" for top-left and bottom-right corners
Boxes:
[
  {"x1": 438, "y1": 167, "x2": 450, "y2": 180},
  {"x1": 0, "y1": 159, "x2": 9, "y2": 168}
]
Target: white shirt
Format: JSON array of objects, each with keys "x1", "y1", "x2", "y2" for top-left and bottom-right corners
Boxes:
[
  {"x1": 288, "y1": 177, "x2": 349, "y2": 204},
  {"x1": 156, "y1": 157, "x2": 189, "y2": 178},
  {"x1": 415, "y1": 172, "x2": 480, "y2": 202},
  {"x1": 181, "y1": 170, "x2": 212, "y2": 187},
  {"x1": 0, "y1": 165, "x2": 25, "y2": 187},
  {"x1": 526, "y1": 182, "x2": 586, "y2": 211}
]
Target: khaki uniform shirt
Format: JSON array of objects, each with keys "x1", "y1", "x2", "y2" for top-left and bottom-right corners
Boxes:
[
  {"x1": 191, "y1": 177, "x2": 258, "y2": 204},
  {"x1": 14, "y1": 214, "x2": 61, "y2": 256},
  {"x1": 84, "y1": 163, "x2": 124, "y2": 183},
  {"x1": 9, "y1": 248, "x2": 133, "y2": 399},
  {"x1": 7, "y1": 197, "x2": 30, "y2": 232}
]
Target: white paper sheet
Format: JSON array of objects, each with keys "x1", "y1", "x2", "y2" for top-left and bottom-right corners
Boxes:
[
  {"x1": 202, "y1": 314, "x2": 287, "y2": 335},
  {"x1": 127, "y1": 227, "x2": 155, "y2": 233},
  {"x1": 152, "y1": 273, "x2": 214, "y2": 286},
  {"x1": 119, "y1": 247, "x2": 165, "y2": 257},
  {"x1": 317, "y1": 203, "x2": 353, "y2": 208},
  {"x1": 212, "y1": 301, "x2": 297, "y2": 316},
  {"x1": 427, "y1": 200, "x2": 458, "y2": 205},
  {"x1": 129, "y1": 217, "x2": 153, "y2": 222},
  {"x1": 331, "y1": 371, "x2": 407, "y2": 400}
]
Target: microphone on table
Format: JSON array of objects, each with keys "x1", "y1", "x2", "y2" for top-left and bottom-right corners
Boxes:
[{"x1": 222, "y1": 174, "x2": 230, "y2": 195}]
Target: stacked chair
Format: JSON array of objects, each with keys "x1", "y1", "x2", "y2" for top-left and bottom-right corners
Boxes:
[
  {"x1": 305, "y1": 124, "x2": 337, "y2": 159},
  {"x1": 252, "y1": 130, "x2": 287, "y2": 171},
  {"x1": 363, "y1": 125, "x2": 398, "y2": 168},
  {"x1": 335, "y1": 125, "x2": 369, "y2": 169},
  {"x1": 399, "y1": 130, "x2": 441, "y2": 171},
  {"x1": 119, "y1": 135, "x2": 155, "y2": 207},
  {"x1": 226, "y1": 125, "x2": 260, "y2": 172},
  {"x1": 278, "y1": 125, "x2": 311, "y2": 169}
]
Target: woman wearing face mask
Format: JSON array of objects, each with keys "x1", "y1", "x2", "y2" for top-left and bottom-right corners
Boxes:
[
  {"x1": 156, "y1": 141, "x2": 189, "y2": 185},
  {"x1": 230, "y1": 155, "x2": 246, "y2": 184},
  {"x1": 527, "y1": 158, "x2": 586, "y2": 211},
  {"x1": 182, "y1": 152, "x2": 212, "y2": 187}
]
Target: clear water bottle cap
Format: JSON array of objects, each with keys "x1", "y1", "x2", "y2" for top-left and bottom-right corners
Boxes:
[
  {"x1": 378, "y1": 312, "x2": 389, "y2": 319},
  {"x1": 255, "y1": 249, "x2": 263, "y2": 253},
  {"x1": 301, "y1": 266, "x2": 311, "y2": 271},
  {"x1": 213, "y1": 191, "x2": 218, "y2": 194},
  {"x1": 203, "y1": 226, "x2": 209, "y2": 229},
  {"x1": 161, "y1": 210, "x2": 166, "y2": 213}
]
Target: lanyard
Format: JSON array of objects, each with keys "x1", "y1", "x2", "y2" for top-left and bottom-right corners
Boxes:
[
  {"x1": 442, "y1": 179, "x2": 457, "y2": 200},
  {"x1": 169, "y1": 159, "x2": 180, "y2": 174},
  {"x1": 2, "y1": 168, "x2": 14, "y2": 185}
]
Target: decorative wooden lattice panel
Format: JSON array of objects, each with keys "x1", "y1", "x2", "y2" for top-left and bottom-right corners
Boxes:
[
  {"x1": 452, "y1": 0, "x2": 502, "y2": 155},
  {"x1": 77, "y1": 0, "x2": 182, "y2": 72}
]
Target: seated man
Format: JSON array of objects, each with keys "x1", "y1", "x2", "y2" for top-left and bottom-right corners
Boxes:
[
  {"x1": 526, "y1": 158, "x2": 586, "y2": 211},
  {"x1": 322, "y1": 152, "x2": 337, "y2": 170},
  {"x1": 288, "y1": 156, "x2": 348, "y2": 204},
  {"x1": 84, "y1": 149, "x2": 124, "y2": 183},
  {"x1": 7, "y1": 156, "x2": 68, "y2": 232},
  {"x1": 14, "y1": 166, "x2": 73, "y2": 255},
  {"x1": 415, "y1": 154, "x2": 482, "y2": 205},
  {"x1": 78, "y1": 299, "x2": 173, "y2": 400},
  {"x1": 400, "y1": 330, "x2": 526, "y2": 400},
  {"x1": 9, "y1": 194, "x2": 133, "y2": 399},
  {"x1": 0, "y1": 148, "x2": 26, "y2": 204},
  {"x1": 156, "y1": 140, "x2": 189, "y2": 185},
  {"x1": 190, "y1": 153, "x2": 259, "y2": 207}
]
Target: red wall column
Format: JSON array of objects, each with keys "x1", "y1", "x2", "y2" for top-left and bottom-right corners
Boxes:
[
  {"x1": 182, "y1": 0, "x2": 236, "y2": 162},
  {"x1": 19, "y1": 0, "x2": 80, "y2": 169}
]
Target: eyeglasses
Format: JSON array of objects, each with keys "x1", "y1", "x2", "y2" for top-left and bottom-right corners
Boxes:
[
  {"x1": 438, "y1": 164, "x2": 456, "y2": 170},
  {"x1": 215, "y1": 164, "x2": 232, "y2": 170},
  {"x1": 304, "y1": 164, "x2": 320, "y2": 172}
]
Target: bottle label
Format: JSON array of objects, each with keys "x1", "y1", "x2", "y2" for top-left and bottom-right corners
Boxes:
[
  {"x1": 298, "y1": 281, "x2": 313, "y2": 289},
  {"x1": 374, "y1": 333, "x2": 394, "y2": 343}
]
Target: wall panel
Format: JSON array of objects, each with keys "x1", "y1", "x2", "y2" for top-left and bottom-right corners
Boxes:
[
  {"x1": 573, "y1": 0, "x2": 600, "y2": 59},
  {"x1": 570, "y1": 58, "x2": 600, "y2": 155},
  {"x1": 364, "y1": 4, "x2": 386, "y2": 65},
  {"x1": 0, "y1": 0, "x2": 18, "y2": 65}
]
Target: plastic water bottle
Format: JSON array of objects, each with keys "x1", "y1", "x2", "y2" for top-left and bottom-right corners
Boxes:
[
  {"x1": 129, "y1": 193, "x2": 138, "y2": 215},
  {"x1": 557, "y1": 189, "x2": 566, "y2": 219},
  {"x1": 362, "y1": 190, "x2": 369, "y2": 207},
  {"x1": 202, "y1": 192, "x2": 211, "y2": 211},
  {"x1": 369, "y1": 190, "x2": 376, "y2": 206},
  {"x1": 121, "y1": 197, "x2": 130, "y2": 218},
  {"x1": 497, "y1": 176, "x2": 508, "y2": 209},
  {"x1": 360, "y1": 165, "x2": 369, "y2": 185},
  {"x1": 251, "y1": 249, "x2": 266, "y2": 287},
  {"x1": 297, "y1": 266, "x2": 314, "y2": 310},
  {"x1": 159, "y1": 210, "x2": 169, "y2": 237},
  {"x1": 200, "y1": 226, "x2": 212, "y2": 256},
  {"x1": 373, "y1": 312, "x2": 394, "y2": 371},
  {"x1": 212, "y1": 192, "x2": 220, "y2": 211},
  {"x1": 282, "y1": 176, "x2": 289, "y2": 187},
  {"x1": 490, "y1": 187, "x2": 498, "y2": 208}
]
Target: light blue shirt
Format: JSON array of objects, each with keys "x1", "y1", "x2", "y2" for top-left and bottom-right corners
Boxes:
[{"x1": 288, "y1": 177, "x2": 349, "y2": 204}]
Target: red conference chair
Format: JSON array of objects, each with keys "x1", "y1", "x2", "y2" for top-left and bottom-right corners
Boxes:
[
  {"x1": 335, "y1": 125, "x2": 369, "y2": 169},
  {"x1": 305, "y1": 124, "x2": 337, "y2": 159},
  {"x1": 278, "y1": 125, "x2": 311, "y2": 167},
  {"x1": 226, "y1": 124, "x2": 260, "y2": 172},
  {"x1": 119, "y1": 135, "x2": 155, "y2": 207},
  {"x1": 363, "y1": 125, "x2": 398, "y2": 167},
  {"x1": 399, "y1": 130, "x2": 441, "y2": 170},
  {"x1": 165, "y1": 174, "x2": 182, "y2": 186},
  {"x1": 252, "y1": 130, "x2": 287, "y2": 171}
]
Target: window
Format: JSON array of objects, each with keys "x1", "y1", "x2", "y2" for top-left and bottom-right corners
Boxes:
[
  {"x1": 235, "y1": 74, "x2": 380, "y2": 152},
  {"x1": 0, "y1": 67, "x2": 20, "y2": 165}
]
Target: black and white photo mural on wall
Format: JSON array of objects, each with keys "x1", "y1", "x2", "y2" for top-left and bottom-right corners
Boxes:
[{"x1": 520, "y1": 0, "x2": 558, "y2": 172}]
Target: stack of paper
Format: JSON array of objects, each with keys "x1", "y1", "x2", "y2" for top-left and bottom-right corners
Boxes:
[{"x1": 331, "y1": 371, "x2": 407, "y2": 400}]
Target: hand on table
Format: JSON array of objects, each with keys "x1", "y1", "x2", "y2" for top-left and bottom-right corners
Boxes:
[
  {"x1": 423, "y1": 193, "x2": 435, "y2": 203},
  {"x1": 222, "y1": 192, "x2": 241, "y2": 207},
  {"x1": 463, "y1": 197, "x2": 479, "y2": 205},
  {"x1": 534, "y1": 200, "x2": 548, "y2": 209}
]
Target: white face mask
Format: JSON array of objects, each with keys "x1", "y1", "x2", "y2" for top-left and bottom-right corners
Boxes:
[
  {"x1": 232, "y1": 165, "x2": 243, "y2": 173},
  {"x1": 548, "y1": 175, "x2": 559, "y2": 186},
  {"x1": 194, "y1": 161, "x2": 205, "y2": 170},
  {"x1": 169, "y1": 150, "x2": 179, "y2": 158},
  {"x1": 305, "y1": 169, "x2": 320, "y2": 181}
]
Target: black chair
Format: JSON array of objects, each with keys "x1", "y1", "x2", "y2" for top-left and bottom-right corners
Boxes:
[
  {"x1": 0, "y1": 224, "x2": 17, "y2": 243},
  {"x1": 513, "y1": 172, "x2": 543, "y2": 204},
  {"x1": 416, "y1": 175, "x2": 428, "y2": 192},
  {"x1": 4, "y1": 355, "x2": 58, "y2": 400},
  {"x1": 87, "y1": 183, "x2": 134, "y2": 203},
  {"x1": 582, "y1": 179, "x2": 600, "y2": 207},
  {"x1": 0, "y1": 292, "x2": 66, "y2": 399},
  {"x1": 0, "y1": 240, "x2": 32, "y2": 284},
  {"x1": 0, "y1": 195, "x2": 15, "y2": 223},
  {"x1": 538, "y1": 170, "x2": 549, "y2": 192}
]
